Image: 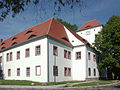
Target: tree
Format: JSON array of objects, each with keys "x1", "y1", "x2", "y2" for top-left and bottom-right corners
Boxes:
[
  {"x1": 94, "y1": 16, "x2": 120, "y2": 79},
  {"x1": 0, "y1": 0, "x2": 85, "y2": 21},
  {"x1": 57, "y1": 18, "x2": 78, "y2": 31}
]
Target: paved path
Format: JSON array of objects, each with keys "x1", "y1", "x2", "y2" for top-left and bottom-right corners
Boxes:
[{"x1": 0, "y1": 81, "x2": 120, "y2": 90}]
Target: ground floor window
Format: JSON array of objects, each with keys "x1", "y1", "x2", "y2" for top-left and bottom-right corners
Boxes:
[
  {"x1": 36, "y1": 66, "x2": 41, "y2": 76},
  {"x1": 26, "y1": 67, "x2": 30, "y2": 77},
  {"x1": 53, "y1": 66, "x2": 58, "y2": 76},
  {"x1": 64, "y1": 67, "x2": 71, "y2": 76},
  {"x1": 94, "y1": 68, "x2": 96, "y2": 76},
  {"x1": 88, "y1": 68, "x2": 91, "y2": 76},
  {"x1": 17, "y1": 68, "x2": 20, "y2": 76},
  {"x1": 8, "y1": 69, "x2": 11, "y2": 77}
]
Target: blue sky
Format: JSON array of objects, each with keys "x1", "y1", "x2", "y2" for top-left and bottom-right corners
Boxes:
[{"x1": 0, "y1": 0, "x2": 120, "y2": 40}]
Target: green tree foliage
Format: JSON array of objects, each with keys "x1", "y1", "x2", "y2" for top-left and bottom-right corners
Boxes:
[
  {"x1": 0, "y1": 0, "x2": 85, "y2": 21},
  {"x1": 57, "y1": 18, "x2": 78, "y2": 31},
  {"x1": 94, "y1": 16, "x2": 120, "y2": 79}
]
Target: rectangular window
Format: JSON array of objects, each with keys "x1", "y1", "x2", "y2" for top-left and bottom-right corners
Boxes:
[
  {"x1": 53, "y1": 46, "x2": 58, "y2": 56},
  {"x1": 10, "y1": 52, "x2": 12, "y2": 61},
  {"x1": 17, "y1": 68, "x2": 20, "y2": 76},
  {"x1": 35, "y1": 45, "x2": 40, "y2": 56},
  {"x1": 6, "y1": 53, "x2": 9, "y2": 61},
  {"x1": 76, "y1": 52, "x2": 81, "y2": 60},
  {"x1": 68, "y1": 51, "x2": 71, "y2": 59},
  {"x1": 8, "y1": 69, "x2": 11, "y2": 77},
  {"x1": 93, "y1": 54, "x2": 96, "y2": 61},
  {"x1": 36, "y1": 66, "x2": 41, "y2": 76},
  {"x1": 26, "y1": 67, "x2": 30, "y2": 77},
  {"x1": 0, "y1": 56, "x2": 2, "y2": 64},
  {"x1": 25, "y1": 48, "x2": 30, "y2": 57},
  {"x1": 17, "y1": 51, "x2": 20, "y2": 60},
  {"x1": 64, "y1": 50, "x2": 67, "y2": 58},
  {"x1": 53, "y1": 65, "x2": 58, "y2": 76},
  {"x1": 88, "y1": 52, "x2": 91, "y2": 60},
  {"x1": 64, "y1": 67, "x2": 71, "y2": 76}
]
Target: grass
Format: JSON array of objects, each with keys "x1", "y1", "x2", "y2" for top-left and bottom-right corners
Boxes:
[
  {"x1": 0, "y1": 80, "x2": 42, "y2": 86},
  {"x1": 0, "y1": 80, "x2": 82, "y2": 86},
  {"x1": 47, "y1": 80, "x2": 83, "y2": 85},
  {"x1": 73, "y1": 80, "x2": 114, "y2": 87}
]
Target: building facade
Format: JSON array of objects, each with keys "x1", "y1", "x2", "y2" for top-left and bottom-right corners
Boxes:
[{"x1": 0, "y1": 18, "x2": 101, "y2": 82}]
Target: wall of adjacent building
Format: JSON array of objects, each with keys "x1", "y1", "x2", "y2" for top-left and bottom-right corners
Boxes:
[{"x1": 76, "y1": 26, "x2": 102, "y2": 45}]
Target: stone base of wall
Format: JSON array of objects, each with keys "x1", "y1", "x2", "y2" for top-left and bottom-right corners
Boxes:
[{"x1": 86, "y1": 78, "x2": 99, "y2": 81}]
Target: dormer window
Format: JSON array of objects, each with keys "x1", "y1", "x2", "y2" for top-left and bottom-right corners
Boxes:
[
  {"x1": 1, "y1": 42, "x2": 5, "y2": 45},
  {"x1": 12, "y1": 37, "x2": 17, "y2": 41},
  {"x1": 11, "y1": 42, "x2": 17, "y2": 46},
  {"x1": 28, "y1": 34, "x2": 36, "y2": 39},
  {"x1": 25, "y1": 30, "x2": 33, "y2": 34},
  {"x1": 85, "y1": 25, "x2": 91, "y2": 28},
  {"x1": 1, "y1": 47, "x2": 5, "y2": 50},
  {"x1": 62, "y1": 37, "x2": 69, "y2": 42}
]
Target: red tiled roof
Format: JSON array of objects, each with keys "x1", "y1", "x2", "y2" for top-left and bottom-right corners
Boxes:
[
  {"x1": 77, "y1": 19, "x2": 101, "y2": 32},
  {"x1": 0, "y1": 18, "x2": 92, "y2": 51}
]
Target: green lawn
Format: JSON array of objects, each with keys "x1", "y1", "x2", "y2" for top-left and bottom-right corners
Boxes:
[
  {"x1": 73, "y1": 80, "x2": 114, "y2": 87},
  {"x1": 0, "y1": 80, "x2": 42, "y2": 86}
]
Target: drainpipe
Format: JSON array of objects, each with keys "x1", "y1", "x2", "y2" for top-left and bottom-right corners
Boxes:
[
  {"x1": 47, "y1": 36, "x2": 50, "y2": 82},
  {"x1": 86, "y1": 45, "x2": 88, "y2": 81}
]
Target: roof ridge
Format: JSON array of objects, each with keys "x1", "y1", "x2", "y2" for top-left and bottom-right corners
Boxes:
[{"x1": 47, "y1": 17, "x2": 54, "y2": 35}]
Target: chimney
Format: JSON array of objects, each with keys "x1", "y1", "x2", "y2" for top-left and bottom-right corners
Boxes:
[{"x1": 0, "y1": 39, "x2": 3, "y2": 43}]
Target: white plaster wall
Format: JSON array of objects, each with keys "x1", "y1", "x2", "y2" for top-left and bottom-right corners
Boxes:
[
  {"x1": 72, "y1": 45, "x2": 87, "y2": 81},
  {"x1": 77, "y1": 26, "x2": 102, "y2": 45},
  {"x1": 48, "y1": 38, "x2": 73, "y2": 82},
  {"x1": 3, "y1": 37, "x2": 48, "y2": 82},
  {"x1": 64, "y1": 26, "x2": 84, "y2": 46},
  {"x1": 86, "y1": 46, "x2": 99, "y2": 79}
]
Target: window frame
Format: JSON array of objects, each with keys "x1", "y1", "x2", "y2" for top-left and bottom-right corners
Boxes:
[
  {"x1": 64, "y1": 50, "x2": 67, "y2": 59},
  {"x1": 88, "y1": 68, "x2": 91, "y2": 76},
  {"x1": 94, "y1": 68, "x2": 96, "y2": 76},
  {"x1": 26, "y1": 67, "x2": 30, "y2": 77},
  {"x1": 0, "y1": 56, "x2": 2, "y2": 64},
  {"x1": 17, "y1": 51, "x2": 20, "y2": 60},
  {"x1": 88, "y1": 52, "x2": 91, "y2": 60},
  {"x1": 25, "y1": 48, "x2": 30, "y2": 58},
  {"x1": 35, "y1": 66, "x2": 41, "y2": 76},
  {"x1": 53, "y1": 65, "x2": 58, "y2": 76},
  {"x1": 17, "y1": 68, "x2": 20, "y2": 76},
  {"x1": 76, "y1": 51, "x2": 81, "y2": 60},
  {"x1": 10, "y1": 52, "x2": 12, "y2": 61},
  {"x1": 35, "y1": 45, "x2": 41, "y2": 56},
  {"x1": 6, "y1": 53, "x2": 9, "y2": 62},
  {"x1": 53, "y1": 46, "x2": 58, "y2": 56},
  {"x1": 93, "y1": 54, "x2": 96, "y2": 61},
  {"x1": 8, "y1": 69, "x2": 11, "y2": 77},
  {"x1": 68, "y1": 51, "x2": 71, "y2": 60},
  {"x1": 64, "y1": 67, "x2": 71, "y2": 76}
]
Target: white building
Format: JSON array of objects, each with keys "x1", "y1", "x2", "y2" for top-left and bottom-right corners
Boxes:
[
  {"x1": 76, "y1": 19, "x2": 103, "y2": 46},
  {"x1": 0, "y1": 18, "x2": 101, "y2": 82}
]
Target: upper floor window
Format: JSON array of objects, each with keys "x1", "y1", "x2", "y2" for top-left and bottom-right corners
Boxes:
[
  {"x1": 68, "y1": 51, "x2": 71, "y2": 59},
  {"x1": 64, "y1": 50, "x2": 67, "y2": 58},
  {"x1": 10, "y1": 52, "x2": 12, "y2": 61},
  {"x1": 25, "y1": 48, "x2": 30, "y2": 57},
  {"x1": 6, "y1": 53, "x2": 9, "y2": 61},
  {"x1": 17, "y1": 68, "x2": 20, "y2": 76},
  {"x1": 93, "y1": 54, "x2": 96, "y2": 61},
  {"x1": 35, "y1": 45, "x2": 40, "y2": 56},
  {"x1": 53, "y1": 65, "x2": 58, "y2": 76},
  {"x1": 17, "y1": 51, "x2": 20, "y2": 60},
  {"x1": 88, "y1": 52, "x2": 91, "y2": 60},
  {"x1": 26, "y1": 67, "x2": 30, "y2": 77},
  {"x1": 53, "y1": 46, "x2": 58, "y2": 56},
  {"x1": 0, "y1": 56, "x2": 2, "y2": 64},
  {"x1": 76, "y1": 52, "x2": 81, "y2": 60}
]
